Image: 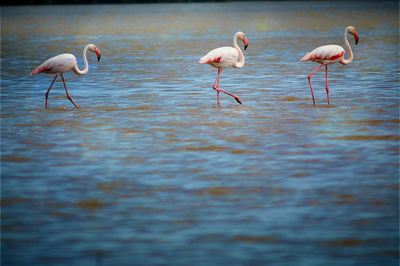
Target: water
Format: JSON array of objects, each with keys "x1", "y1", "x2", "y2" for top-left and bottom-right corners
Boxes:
[{"x1": 1, "y1": 2, "x2": 399, "y2": 265}]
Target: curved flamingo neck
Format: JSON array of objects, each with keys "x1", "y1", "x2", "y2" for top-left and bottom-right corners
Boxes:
[
  {"x1": 340, "y1": 27, "x2": 353, "y2": 65},
  {"x1": 73, "y1": 45, "x2": 90, "y2": 75},
  {"x1": 233, "y1": 33, "x2": 245, "y2": 69}
]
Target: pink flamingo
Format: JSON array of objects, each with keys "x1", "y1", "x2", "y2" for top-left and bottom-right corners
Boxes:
[
  {"x1": 30, "y1": 44, "x2": 101, "y2": 109},
  {"x1": 300, "y1": 26, "x2": 359, "y2": 105},
  {"x1": 198, "y1": 31, "x2": 248, "y2": 105}
]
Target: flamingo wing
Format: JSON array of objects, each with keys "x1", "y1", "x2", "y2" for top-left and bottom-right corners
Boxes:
[
  {"x1": 198, "y1": 47, "x2": 238, "y2": 68},
  {"x1": 301, "y1": 45, "x2": 345, "y2": 63},
  {"x1": 31, "y1": 54, "x2": 77, "y2": 75}
]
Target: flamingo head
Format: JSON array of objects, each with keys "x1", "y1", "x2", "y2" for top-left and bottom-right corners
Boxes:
[
  {"x1": 236, "y1": 31, "x2": 248, "y2": 50},
  {"x1": 347, "y1": 26, "x2": 359, "y2": 45},
  {"x1": 88, "y1": 44, "x2": 102, "y2": 61}
]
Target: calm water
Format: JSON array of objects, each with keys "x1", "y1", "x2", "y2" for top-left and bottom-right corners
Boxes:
[{"x1": 1, "y1": 2, "x2": 399, "y2": 265}]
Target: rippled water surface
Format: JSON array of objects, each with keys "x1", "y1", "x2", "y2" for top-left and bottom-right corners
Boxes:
[{"x1": 2, "y1": 2, "x2": 399, "y2": 265}]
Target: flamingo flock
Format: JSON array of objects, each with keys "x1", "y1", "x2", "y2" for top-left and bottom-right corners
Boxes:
[{"x1": 31, "y1": 26, "x2": 359, "y2": 108}]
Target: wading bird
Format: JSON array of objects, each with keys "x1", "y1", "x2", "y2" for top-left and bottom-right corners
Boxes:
[
  {"x1": 30, "y1": 44, "x2": 101, "y2": 109},
  {"x1": 300, "y1": 26, "x2": 359, "y2": 105},
  {"x1": 198, "y1": 31, "x2": 248, "y2": 105}
]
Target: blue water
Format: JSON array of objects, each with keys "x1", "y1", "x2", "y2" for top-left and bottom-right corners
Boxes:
[{"x1": 1, "y1": 2, "x2": 399, "y2": 265}]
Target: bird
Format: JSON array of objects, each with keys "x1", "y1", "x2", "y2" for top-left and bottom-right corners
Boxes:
[
  {"x1": 198, "y1": 31, "x2": 248, "y2": 105},
  {"x1": 30, "y1": 44, "x2": 102, "y2": 109},
  {"x1": 300, "y1": 26, "x2": 359, "y2": 105}
]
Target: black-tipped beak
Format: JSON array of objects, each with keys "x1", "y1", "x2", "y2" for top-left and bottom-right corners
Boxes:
[
  {"x1": 354, "y1": 32, "x2": 359, "y2": 45},
  {"x1": 95, "y1": 48, "x2": 102, "y2": 62},
  {"x1": 243, "y1": 39, "x2": 248, "y2": 51}
]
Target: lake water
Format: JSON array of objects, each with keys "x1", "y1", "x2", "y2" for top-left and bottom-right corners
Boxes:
[{"x1": 1, "y1": 1, "x2": 399, "y2": 265}]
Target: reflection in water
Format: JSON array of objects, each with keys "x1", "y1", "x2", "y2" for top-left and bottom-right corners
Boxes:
[{"x1": 2, "y1": 1, "x2": 399, "y2": 265}]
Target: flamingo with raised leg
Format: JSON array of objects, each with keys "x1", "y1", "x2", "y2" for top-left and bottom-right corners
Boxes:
[
  {"x1": 300, "y1": 26, "x2": 359, "y2": 105},
  {"x1": 198, "y1": 31, "x2": 248, "y2": 105},
  {"x1": 30, "y1": 44, "x2": 101, "y2": 109}
]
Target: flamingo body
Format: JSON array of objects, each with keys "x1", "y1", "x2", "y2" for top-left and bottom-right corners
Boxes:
[
  {"x1": 31, "y1": 54, "x2": 77, "y2": 75},
  {"x1": 300, "y1": 45, "x2": 345, "y2": 65},
  {"x1": 199, "y1": 47, "x2": 239, "y2": 69},
  {"x1": 199, "y1": 31, "x2": 248, "y2": 105},
  {"x1": 301, "y1": 26, "x2": 359, "y2": 106},
  {"x1": 30, "y1": 44, "x2": 101, "y2": 109}
]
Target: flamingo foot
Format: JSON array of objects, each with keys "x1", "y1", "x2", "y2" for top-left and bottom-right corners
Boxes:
[
  {"x1": 234, "y1": 96, "x2": 242, "y2": 104},
  {"x1": 67, "y1": 97, "x2": 79, "y2": 109}
]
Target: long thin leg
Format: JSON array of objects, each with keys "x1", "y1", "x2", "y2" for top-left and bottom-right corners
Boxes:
[
  {"x1": 216, "y1": 69, "x2": 222, "y2": 104},
  {"x1": 213, "y1": 68, "x2": 221, "y2": 90},
  {"x1": 216, "y1": 69, "x2": 221, "y2": 88},
  {"x1": 45, "y1": 75, "x2": 58, "y2": 109},
  {"x1": 61, "y1": 75, "x2": 79, "y2": 109},
  {"x1": 213, "y1": 68, "x2": 222, "y2": 105},
  {"x1": 325, "y1": 65, "x2": 330, "y2": 104},
  {"x1": 307, "y1": 64, "x2": 324, "y2": 106},
  {"x1": 219, "y1": 88, "x2": 242, "y2": 104},
  {"x1": 212, "y1": 68, "x2": 242, "y2": 105}
]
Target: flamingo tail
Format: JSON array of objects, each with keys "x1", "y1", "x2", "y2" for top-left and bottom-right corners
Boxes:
[
  {"x1": 198, "y1": 56, "x2": 222, "y2": 64},
  {"x1": 198, "y1": 56, "x2": 209, "y2": 64},
  {"x1": 300, "y1": 53, "x2": 315, "y2": 62},
  {"x1": 30, "y1": 65, "x2": 47, "y2": 76}
]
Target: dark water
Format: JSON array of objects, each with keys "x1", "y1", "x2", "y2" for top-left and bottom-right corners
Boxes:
[{"x1": 1, "y1": 2, "x2": 399, "y2": 265}]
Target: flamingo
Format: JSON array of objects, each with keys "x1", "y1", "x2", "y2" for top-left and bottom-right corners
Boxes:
[
  {"x1": 198, "y1": 31, "x2": 248, "y2": 105},
  {"x1": 30, "y1": 44, "x2": 101, "y2": 109},
  {"x1": 300, "y1": 26, "x2": 359, "y2": 105}
]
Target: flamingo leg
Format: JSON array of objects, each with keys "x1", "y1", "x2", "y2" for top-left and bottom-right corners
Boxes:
[
  {"x1": 212, "y1": 68, "x2": 242, "y2": 105},
  {"x1": 217, "y1": 69, "x2": 222, "y2": 104},
  {"x1": 213, "y1": 68, "x2": 221, "y2": 89},
  {"x1": 325, "y1": 65, "x2": 330, "y2": 104},
  {"x1": 307, "y1": 64, "x2": 324, "y2": 106},
  {"x1": 45, "y1": 75, "x2": 58, "y2": 109},
  {"x1": 213, "y1": 68, "x2": 222, "y2": 105},
  {"x1": 61, "y1": 75, "x2": 79, "y2": 109},
  {"x1": 216, "y1": 69, "x2": 221, "y2": 88},
  {"x1": 219, "y1": 89, "x2": 242, "y2": 104}
]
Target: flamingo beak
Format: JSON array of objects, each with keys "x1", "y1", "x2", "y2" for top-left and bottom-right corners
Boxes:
[
  {"x1": 95, "y1": 48, "x2": 102, "y2": 61},
  {"x1": 244, "y1": 39, "x2": 248, "y2": 50},
  {"x1": 354, "y1": 32, "x2": 359, "y2": 45}
]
